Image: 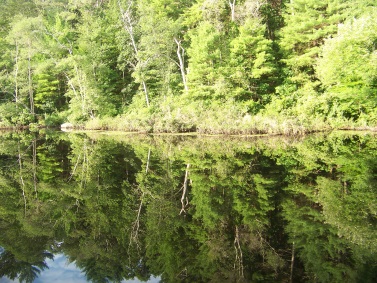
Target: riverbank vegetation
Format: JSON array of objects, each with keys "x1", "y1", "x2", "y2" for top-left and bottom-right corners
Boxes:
[{"x1": 0, "y1": 0, "x2": 376, "y2": 134}]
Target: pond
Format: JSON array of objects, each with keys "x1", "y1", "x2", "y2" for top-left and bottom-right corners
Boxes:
[{"x1": 0, "y1": 130, "x2": 376, "y2": 283}]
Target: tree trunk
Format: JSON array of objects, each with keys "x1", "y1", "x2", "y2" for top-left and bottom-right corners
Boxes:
[
  {"x1": 117, "y1": 0, "x2": 150, "y2": 107},
  {"x1": 32, "y1": 139, "x2": 37, "y2": 199},
  {"x1": 145, "y1": 148, "x2": 151, "y2": 173},
  {"x1": 142, "y1": 81, "x2": 150, "y2": 107},
  {"x1": 72, "y1": 63, "x2": 87, "y2": 116},
  {"x1": 174, "y1": 38, "x2": 188, "y2": 92},
  {"x1": 290, "y1": 242, "x2": 295, "y2": 282},
  {"x1": 14, "y1": 40, "x2": 19, "y2": 106},
  {"x1": 234, "y1": 225, "x2": 244, "y2": 278},
  {"x1": 229, "y1": 0, "x2": 236, "y2": 22},
  {"x1": 27, "y1": 40, "x2": 34, "y2": 116},
  {"x1": 180, "y1": 164, "x2": 190, "y2": 214},
  {"x1": 18, "y1": 142, "x2": 27, "y2": 216}
]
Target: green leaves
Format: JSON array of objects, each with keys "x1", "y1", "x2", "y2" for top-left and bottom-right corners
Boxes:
[
  {"x1": 317, "y1": 12, "x2": 377, "y2": 87},
  {"x1": 1, "y1": 0, "x2": 377, "y2": 132},
  {"x1": 316, "y1": 9, "x2": 377, "y2": 121},
  {"x1": 228, "y1": 18, "x2": 277, "y2": 105},
  {"x1": 279, "y1": 0, "x2": 349, "y2": 88}
]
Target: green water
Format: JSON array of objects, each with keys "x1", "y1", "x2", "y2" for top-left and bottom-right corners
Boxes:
[{"x1": 0, "y1": 131, "x2": 376, "y2": 283}]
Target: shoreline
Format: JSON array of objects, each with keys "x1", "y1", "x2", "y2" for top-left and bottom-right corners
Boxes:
[{"x1": 1, "y1": 125, "x2": 377, "y2": 138}]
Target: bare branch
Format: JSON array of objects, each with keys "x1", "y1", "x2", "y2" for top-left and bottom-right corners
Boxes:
[
  {"x1": 174, "y1": 38, "x2": 188, "y2": 92},
  {"x1": 234, "y1": 225, "x2": 244, "y2": 278},
  {"x1": 117, "y1": 0, "x2": 150, "y2": 107}
]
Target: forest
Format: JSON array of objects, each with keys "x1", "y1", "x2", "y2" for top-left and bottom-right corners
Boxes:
[{"x1": 0, "y1": 0, "x2": 376, "y2": 134}]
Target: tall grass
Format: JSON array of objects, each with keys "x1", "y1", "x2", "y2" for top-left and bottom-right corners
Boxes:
[{"x1": 82, "y1": 98, "x2": 339, "y2": 135}]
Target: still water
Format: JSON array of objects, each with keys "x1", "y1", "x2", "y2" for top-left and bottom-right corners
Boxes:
[{"x1": 0, "y1": 131, "x2": 376, "y2": 283}]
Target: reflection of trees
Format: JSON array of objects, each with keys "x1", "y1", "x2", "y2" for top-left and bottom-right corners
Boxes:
[
  {"x1": 141, "y1": 140, "x2": 291, "y2": 282},
  {"x1": 278, "y1": 134, "x2": 377, "y2": 283},
  {"x1": 57, "y1": 136, "x2": 149, "y2": 283},
  {"x1": 0, "y1": 249, "x2": 51, "y2": 283},
  {"x1": 0, "y1": 219, "x2": 53, "y2": 283},
  {"x1": 0, "y1": 132, "x2": 376, "y2": 283}
]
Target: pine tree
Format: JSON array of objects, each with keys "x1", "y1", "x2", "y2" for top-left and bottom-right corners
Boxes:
[
  {"x1": 228, "y1": 17, "x2": 277, "y2": 112},
  {"x1": 279, "y1": 0, "x2": 350, "y2": 91}
]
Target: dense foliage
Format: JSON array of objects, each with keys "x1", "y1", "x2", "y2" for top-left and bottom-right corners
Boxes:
[
  {"x1": 0, "y1": 131, "x2": 376, "y2": 282},
  {"x1": 0, "y1": 0, "x2": 376, "y2": 134}
]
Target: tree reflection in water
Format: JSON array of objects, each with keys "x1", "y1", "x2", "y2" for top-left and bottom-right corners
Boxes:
[{"x1": 0, "y1": 131, "x2": 376, "y2": 283}]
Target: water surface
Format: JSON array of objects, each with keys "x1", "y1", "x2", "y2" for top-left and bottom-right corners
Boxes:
[{"x1": 0, "y1": 131, "x2": 376, "y2": 282}]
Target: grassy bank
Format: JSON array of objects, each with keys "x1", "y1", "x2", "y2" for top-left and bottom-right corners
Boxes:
[
  {"x1": 80, "y1": 100, "x2": 366, "y2": 136},
  {"x1": 2, "y1": 96, "x2": 375, "y2": 136}
]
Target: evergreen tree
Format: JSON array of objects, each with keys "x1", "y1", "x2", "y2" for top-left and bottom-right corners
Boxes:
[
  {"x1": 228, "y1": 17, "x2": 277, "y2": 112},
  {"x1": 279, "y1": 0, "x2": 350, "y2": 92},
  {"x1": 186, "y1": 21, "x2": 226, "y2": 99}
]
